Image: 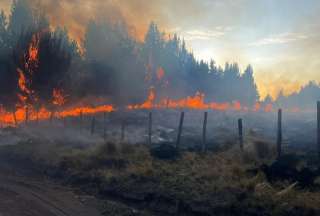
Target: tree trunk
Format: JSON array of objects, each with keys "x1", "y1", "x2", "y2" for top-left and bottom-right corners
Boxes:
[
  {"x1": 202, "y1": 112, "x2": 208, "y2": 152},
  {"x1": 176, "y1": 112, "x2": 185, "y2": 150}
]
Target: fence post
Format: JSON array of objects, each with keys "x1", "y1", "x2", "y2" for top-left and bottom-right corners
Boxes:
[
  {"x1": 317, "y1": 101, "x2": 320, "y2": 159},
  {"x1": 148, "y1": 112, "x2": 152, "y2": 146},
  {"x1": 277, "y1": 109, "x2": 282, "y2": 158},
  {"x1": 35, "y1": 109, "x2": 39, "y2": 125},
  {"x1": 79, "y1": 111, "x2": 83, "y2": 131},
  {"x1": 202, "y1": 112, "x2": 208, "y2": 152},
  {"x1": 12, "y1": 111, "x2": 17, "y2": 126},
  {"x1": 91, "y1": 116, "x2": 96, "y2": 135},
  {"x1": 50, "y1": 111, "x2": 54, "y2": 124},
  {"x1": 238, "y1": 118, "x2": 243, "y2": 151},
  {"x1": 176, "y1": 112, "x2": 185, "y2": 150},
  {"x1": 103, "y1": 112, "x2": 107, "y2": 141}
]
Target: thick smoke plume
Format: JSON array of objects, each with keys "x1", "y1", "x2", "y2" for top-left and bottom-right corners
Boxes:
[{"x1": 1, "y1": 0, "x2": 211, "y2": 43}]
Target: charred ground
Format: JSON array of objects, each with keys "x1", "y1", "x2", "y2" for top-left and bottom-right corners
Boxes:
[{"x1": 0, "y1": 110, "x2": 319, "y2": 216}]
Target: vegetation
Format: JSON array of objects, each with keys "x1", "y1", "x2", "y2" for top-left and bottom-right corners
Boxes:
[
  {"x1": 1, "y1": 136, "x2": 320, "y2": 216},
  {"x1": 1, "y1": 0, "x2": 319, "y2": 110}
]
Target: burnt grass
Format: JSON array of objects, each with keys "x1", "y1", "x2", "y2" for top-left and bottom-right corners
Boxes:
[{"x1": 0, "y1": 137, "x2": 320, "y2": 216}]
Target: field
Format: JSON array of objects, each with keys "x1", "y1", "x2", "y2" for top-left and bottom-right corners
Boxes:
[{"x1": 0, "y1": 110, "x2": 319, "y2": 215}]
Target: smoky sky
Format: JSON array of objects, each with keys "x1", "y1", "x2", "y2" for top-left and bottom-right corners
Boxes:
[{"x1": 0, "y1": 0, "x2": 320, "y2": 99}]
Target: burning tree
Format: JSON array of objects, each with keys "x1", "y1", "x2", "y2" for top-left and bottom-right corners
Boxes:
[{"x1": 0, "y1": 1, "x2": 79, "y2": 124}]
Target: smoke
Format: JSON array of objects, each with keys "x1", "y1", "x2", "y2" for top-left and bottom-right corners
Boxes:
[{"x1": 0, "y1": 0, "x2": 224, "y2": 43}]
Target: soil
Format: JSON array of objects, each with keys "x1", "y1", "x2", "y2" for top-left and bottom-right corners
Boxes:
[{"x1": 0, "y1": 157, "x2": 102, "y2": 216}]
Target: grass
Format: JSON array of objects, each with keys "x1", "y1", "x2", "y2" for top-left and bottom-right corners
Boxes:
[{"x1": 1, "y1": 137, "x2": 320, "y2": 215}]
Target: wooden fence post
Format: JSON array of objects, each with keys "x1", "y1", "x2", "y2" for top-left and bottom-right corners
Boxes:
[
  {"x1": 148, "y1": 112, "x2": 153, "y2": 146},
  {"x1": 202, "y1": 112, "x2": 208, "y2": 152},
  {"x1": 12, "y1": 111, "x2": 17, "y2": 126},
  {"x1": 238, "y1": 118, "x2": 243, "y2": 151},
  {"x1": 103, "y1": 112, "x2": 107, "y2": 141},
  {"x1": 91, "y1": 116, "x2": 96, "y2": 135},
  {"x1": 277, "y1": 109, "x2": 282, "y2": 158},
  {"x1": 50, "y1": 111, "x2": 54, "y2": 124},
  {"x1": 176, "y1": 112, "x2": 185, "y2": 150},
  {"x1": 36, "y1": 109, "x2": 39, "y2": 125},
  {"x1": 317, "y1": 101, "x2": 320, "y2": 159},
  {"x1": 79, "y1": 111, "x2": 83, "y2": 131}
]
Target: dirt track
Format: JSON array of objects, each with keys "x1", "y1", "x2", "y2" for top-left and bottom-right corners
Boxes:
[{"x1": 0, "y1": 172, "x2": 102, "y2": 216}]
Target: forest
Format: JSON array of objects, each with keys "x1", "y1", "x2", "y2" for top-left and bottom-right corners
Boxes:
[
  {"x1": 0, "y1": 0, "x2": 319, "y2": 112},
  {"x1": 0, "y1": 1, "x2": 320, "y2": 216}
]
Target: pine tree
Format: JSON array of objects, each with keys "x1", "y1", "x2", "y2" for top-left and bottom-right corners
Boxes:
[{"x1": 8, "y1": 0, "x2": 33, "y2": 36}]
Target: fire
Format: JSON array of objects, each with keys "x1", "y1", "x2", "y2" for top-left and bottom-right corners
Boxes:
[
  {"x1": 156, "y1": 67, "x2": 165, "y2": 81},
  {"x1": 253, "y1": 102, "x2": 261, "y2": 112},
  {"x1": 27, "y1": 33, "x2": 40, "y2": 68},
  {"x1": 58, "y1": 105, "x2": 114, "y2": 118},
  {"x1": 128, "y1": 89, "x2": 232, "y2": 111},
  {"x1": 165, "y1": 92, "x2": 209, "y2": 110},
  {"x1": 17, "y1": 68, "x2": 29, "y2": 104},
  {"x1": 265, "y1": 104, "x2": 273, "y2": 112},
  {"x1": 17, "y1": 68, "x2": 29, "y2": 94},
  {"x1": 0, "y1": 104, "x2": 115, "y2": 126},
  {"x1": 52, "y1": 88, "x2": 67, "y2": 106},
  {"x1": 17, "y1": 33, "x2": 40, "y2": 107},
  {"x1": 127, "y1": 87, "x2": 156, "y2": 110},
  {"x1": 0, "y1": 40, "x2": 304, "y2": 127}
]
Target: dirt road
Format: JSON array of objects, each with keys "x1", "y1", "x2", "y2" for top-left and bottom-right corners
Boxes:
[{"x1": 0, "y1": 171, "x2": 102, "y2": 216}]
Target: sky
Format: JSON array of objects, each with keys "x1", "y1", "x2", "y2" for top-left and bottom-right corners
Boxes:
[{"x1": 0, "y1": 0, "x2": 319, "y2": 99}]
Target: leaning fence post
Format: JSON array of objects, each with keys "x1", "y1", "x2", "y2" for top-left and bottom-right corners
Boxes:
[
  {"x1": 12, "y1": 111, "x2": 17, "y2": 126},
  {"x1": 50, "y1": 111, "x2": 54, "y2": 124},
  {"x1": 238, "y1": 118, "x2": 243, "y2": 151},
  {"x1": 148, "y1": 112, "x2": 153, "y2": 146},
  {"x1": 277, "y1": 109, "x2": 282, "y2": 158},
  {"x1": 103, "y1": 112, "x2": 107, "y2": 141},
  {"x1": 79, "y1": 111, "x2": 83, "y2": 130},
  {"x1": 202, "y1": 112, "x2": 208, "y2": 152},
  {"x1": 91, "y1": 116, "x2": 96, "y2": 135},
  {"x1": 176, "y1": 112, "x2": 185, "y2": 150},
  {"x1": 36, "y1": 109, "x2": 39, "y2": 125},
  {"x1": 317, "y1": 102, "x2": 320, "y2": 159}
]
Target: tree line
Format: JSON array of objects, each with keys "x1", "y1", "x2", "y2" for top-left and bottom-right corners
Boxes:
[{"x1": 0, "y1": 0, "x2": 319, "y2": 111}]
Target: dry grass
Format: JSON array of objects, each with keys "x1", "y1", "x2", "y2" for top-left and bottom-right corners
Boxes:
[{"x1": 1, "y1": 139, "x2": 320, "y2": 215}]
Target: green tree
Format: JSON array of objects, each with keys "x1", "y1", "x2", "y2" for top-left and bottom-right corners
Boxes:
[
  {"x1": 8, "y1": 0, "x2": 33, "y2": 36},
  {"x1": 241, "y1": 65, "x2": 259, "y2": 105}
]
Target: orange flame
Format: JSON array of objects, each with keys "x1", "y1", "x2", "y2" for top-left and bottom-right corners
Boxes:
[
  {"x1": 128, "y1": 89, "x2": 232, "y2": 111},
  {"x1": 0, "y1": 104, "x2": 115, "y2": 126},
  {"x1": 17, "y1": 33, "x2": 40, "y2": 107},
  {"x1": 253, "y1": 102, "x2": 261, "y2": 112},
  {"x1": 264, "y1": 104, "x2": 273, "y2": 112},
  {"x1": 156, "y1": 67, "x2": 165, "y2": 81},
  {"x1": 26, "y1": 33, "x2": 40, "y2": 70},
  {"x1": 0, "y1": 42, "x2": 304, "y2": 127},
  {"x1": 52, "y1": 88, "x2": 67, "y2": 106}
]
